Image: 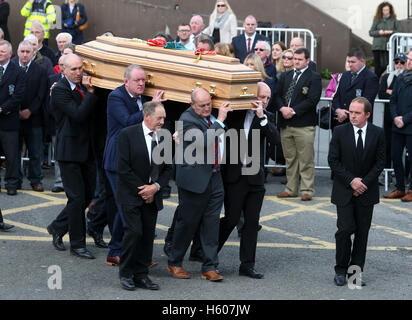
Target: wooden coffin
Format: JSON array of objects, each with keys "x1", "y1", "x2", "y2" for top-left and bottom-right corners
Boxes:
[{"x1": 75, "y1": 36, "x2": 262, "y2": 109}]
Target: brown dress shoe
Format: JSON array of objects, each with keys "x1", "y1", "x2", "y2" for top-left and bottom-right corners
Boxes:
[
  {"x1": 201, "y1": 270, "x2": 224, "y2": 282},
  {"x1": 148, "y1": 260, "x2": 158, "y2": 268},
  {"x1": 168, "y1": 265, "x2": 191, "y2": 279},
  {"x1": 301, "y1": 194, "x2": 312, "y2": 201},
  {"x1": 31, "y1": 183, "x2": 44, "y2": 192},
  {"x1": 106, "y1": 256, "x2": 120, "y2": 266},
  {"x1": 277, "y1": 191, "x2": 297, "y2": 198},
  {"x1": 383, "y1": 189, "x2": 406, "y2": 199},
  {"x1": 401, "y1": 190, "x2": 412, "y2": 202}
]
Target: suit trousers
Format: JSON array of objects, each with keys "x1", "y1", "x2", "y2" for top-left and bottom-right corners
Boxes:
[
  {"x1": 280, "y1": 126, "x2": 316, "y2": 196},
  {"x1": 391, "y1": 132, "x2": 412, "y2": 191},
  {"x1": 51, "y1": 136, "x2": 63, "y2": 188},
  {"x1": 219, "y1": 176, "x2": 265, "y2": 268},
  {"x1": 19, "y1": 126, "x2": 43, "y2": 185},
  {"x1": 106, "y1": 169, "x2": 124, "y2": 257},
  {"x1": 0, "y1": 130, "x2": 20, "y2": 190},
  {"x1": 335, "y1": 198, "x2": 374, "y2": 275},
  {"x1": 50, "y1": 158, "x2": 96, "y2": 248},
  {"x1": 169, "y1": 172, "x2": 224, "y2": 273},
  {"x1": 119, "y1": 202, "x2": 158, "y2": 279}
]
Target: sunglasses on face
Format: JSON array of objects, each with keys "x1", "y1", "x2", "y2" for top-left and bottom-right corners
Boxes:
[
  {"x1": 394, "y1": 60, "x2": 405, "y2": 65},
  {"x1": 284, "y1": 56, "x2": 293, "y2": 60},
  {"x1": 254, "y1": 48, "x2": 266, "y2": 52},
  {"x1": 217, "y1": 4, "x2": 226, "y2": 7}
]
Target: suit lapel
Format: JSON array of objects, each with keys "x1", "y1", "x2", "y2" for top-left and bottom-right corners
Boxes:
[
  {"x1": 0, "y1": 62, "x2": 14, "y2": 87},
  {"x1": 291, "y1": 69, "x2": 310, "y2": 102},
  {"x1": 136, "y1": 123, "x2": 150, "y2": 166},
  {"x1": 350, "y1": 68, "x2": 366, "y2": 89}
]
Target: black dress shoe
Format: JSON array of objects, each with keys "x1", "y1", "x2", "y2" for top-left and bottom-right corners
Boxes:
[
  {"x1": 134, "y1": 276, "x2": 160, "y2": 290},
  {"x1": 7, "y1": 189, "x2": 17, "y2": 196},
  {"x1": 87, "y1": 229, "x2": 108, "y2": 248},
  {"x1": 120, "y1": 277, "x2": 135, "y2": 291},
  {"x1": 0, "y1": 222, "x2": 14, "y2": 231},
  {"x1": 47, "y1": 225, "x2": 66, "y2": 251},
  {"x1": 70, "y1": 247, "x2": 95, "y2": 259},
  {"x1": 163, "y1": 241, "x2": 172, "y2": 257},
  {"x1": 334, "y1": 273, "x2": 347, "y2": 286},
  {"x1": 239, "y1": 267, "x2": 264, "y2": 279},
  {"x1": 51, "y1": 186, "x2": 64, "y2": 193}
]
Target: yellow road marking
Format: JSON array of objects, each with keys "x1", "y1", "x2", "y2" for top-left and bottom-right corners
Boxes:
[{"x1": 2, "y1": 201, "x2": 66, "y2": 216}]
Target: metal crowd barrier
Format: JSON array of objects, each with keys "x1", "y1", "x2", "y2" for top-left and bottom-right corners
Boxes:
[
  {"x1": 387, "y1": 33, "x2": 412, "y2": 73},
  {"x1": 236, "y1": 27, "x2": 317, "y2": 61},
  {"x1": 264, "y1": 97, "x2": 394, "y2": 191}
]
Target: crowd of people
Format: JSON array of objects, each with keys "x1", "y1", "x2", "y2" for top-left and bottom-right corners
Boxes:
[{"x1": 0, "y1": 0, "x2": 411, "y2": 291}]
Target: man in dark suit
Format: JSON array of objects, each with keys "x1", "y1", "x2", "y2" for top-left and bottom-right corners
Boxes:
[
  {"x1": 0, "y1": 208, "x2": 14, "y2": 230},
  {"x1": 219, "y1": 82, "x2": 280, "y2": 279},
  {"x1": 47, "y1": 54, "x2": 98, "y2": 259},
  {"x1": 232, "y1": 15, "x2": 271, "y2": 63},
  {"x1": 332, "y1": 48, "x2": 379, "y2": 125},
  {"x1": 167, "y1": 88, "x2": 232, "y2": 282},
  {"x1": 12, "y1": 40, "x2": 47, "y2": 192},
  {"x1": 328, "y1": 97, "x2": 385, "y2": 287},
  {"x1": 0, "y1": 40, "x2": 26, "y2": 196},
  {"x1": 103, "y1": 64, "x2": 164, "y2": 267},
  {"x1": 117, "y1": 101, "x2": 171, "y2": 291},
  {"x1": 274, "y1": 48, "x2": 322, "y2": 201}
]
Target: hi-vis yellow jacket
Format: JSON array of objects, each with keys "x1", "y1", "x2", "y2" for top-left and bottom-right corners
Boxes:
[{"x1": 21, "y1": 0, "x2": 56, "y2": 39}]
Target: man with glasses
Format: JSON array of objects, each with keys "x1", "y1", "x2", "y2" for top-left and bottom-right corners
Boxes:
[
  {"x1": 384, "y1": 49, "x2": 412, "y2": 202},
  {"x1": 254, "y1": 40, "x2": 276, "y2": 79},
  {"x1": 232, "y1": 15, "x2": 270, "y2": 63},
  {"x1": 177, "y1": 23, "x2": 195, "y2": 51},
  {"x1": 378, "y1": 53, "x2": 407, "y2": 175}
]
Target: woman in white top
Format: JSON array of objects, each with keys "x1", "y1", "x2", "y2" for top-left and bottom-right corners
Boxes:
[{"x1": 204, "y1": 0, "x2": 237, "y2": 44}]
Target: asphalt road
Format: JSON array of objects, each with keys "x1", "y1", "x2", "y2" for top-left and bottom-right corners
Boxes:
[{"x1": 1, "y1": 163, "x2": 412, "y2": 303}]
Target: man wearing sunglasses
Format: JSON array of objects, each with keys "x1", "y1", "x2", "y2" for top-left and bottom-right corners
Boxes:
[
  {"x1": 254, "y1": 40, "x2": 276, "y2": 79},
  {"x1": 378, "y1": 53, "x2": 407, "y2": 176}
]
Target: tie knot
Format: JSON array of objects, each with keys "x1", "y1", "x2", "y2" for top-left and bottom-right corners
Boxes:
[
  {"x1": 149, "y1": 131, "x2": 153, "y2": 137},
  {"x1": 295, "y1": 70, "x2": 301, "y2": 75},
  {"x1": 357, "y1": 129, "x2": 362, "y2": 135}
]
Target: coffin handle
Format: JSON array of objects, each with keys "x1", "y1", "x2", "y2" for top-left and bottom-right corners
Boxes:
[
  {"x1": 192, "y1": 82, "x2": 202, "y2": 92},
  {"x1": 209, "y1": 84, "x2": 216, "y2": 96},
  {"x1": 82, "y1": 60, "x2": 96, "y2": 75},
  {"x1": 240, "y1": 86, "x2": 254, "y2": 97},
  {"x1": 146, "y1": 73, "x2": 154, "y2": 86}
]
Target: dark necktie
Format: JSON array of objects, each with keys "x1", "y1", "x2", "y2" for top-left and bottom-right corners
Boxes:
[
  {"x1": 75, "y1": 84, "x2": 85, "y2": 99},
  {"x1": 207, "y1": 116, "x2": 219, "y2": 171},
  {"x1": 0, "y1": 66, "x2": 4, "y2": 82},
  {"x1": 247, "y1": 38, "x2": 251, "y2": 54},
  {"x1": 351, "y1": 72, "x2": 357, "y2": 85},
  {"x1": 284, "y1": 70, "x2": 301, "y2": 105},
  {"x1": 356, "y1": 129, "x2": 363, "y2": 158},
  {"x1": 148, "y1": 131, "x2": 159, "y2": 182}
]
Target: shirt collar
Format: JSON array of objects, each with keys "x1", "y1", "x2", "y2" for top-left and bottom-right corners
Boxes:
[
  {"x1": 66, "y1": 78, "x2": 78, "y2": 91},
  {"x1": 294, "y1": 66, "x2": 308, "y2": 75},
  {"x1": 353, "y1": 122, "x2": 368, "y2": 134},
  {"x1": 142, "y1": 121, "x2": 153, "y2": 137},
  {"x1": 0, "y1": 60, "x2": 10, "y2": 71},
  {"x1": 354, "y1": 65, "x2": 366, "y2": 76},
  {"x1": 19, "y1": 60, "x2": 32, "y2": 70}
]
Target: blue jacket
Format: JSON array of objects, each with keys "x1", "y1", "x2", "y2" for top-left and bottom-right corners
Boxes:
[
  {"x1": 103, "y1": 84, "x2": 147, "y2": 172},
  {"x1": 390, "y1": 71, "x2": 412, "y2": 135}
]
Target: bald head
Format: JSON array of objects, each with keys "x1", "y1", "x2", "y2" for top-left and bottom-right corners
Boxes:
[
  {"x1": 190, "y1": 15, "x2": 205, "y2": 36},
  {"x1": 191, "y1": 88, "x2": 212, "y2": 117},
  {"x1": 290, "y1": 37, "x2": 304, "y2": 52},
  {"x1": 63, "y1": 54, "x2": 84, "y2": 84},
  {"x1": 257, "y1": 82, "x2": 271, "y2": 109}
]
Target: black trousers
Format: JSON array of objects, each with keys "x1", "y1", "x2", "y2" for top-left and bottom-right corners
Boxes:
[
  {"x1": 391, "y1": 132, "x2": 412, "y2": 191},
  {"x1": 50, "y1": 158, "x2": 96, "y2": 249},
  {"x1": 168, "y1": 173, "x2": 224, "y2": 273},
  {"x1": 0, "y1": 130, "x2": 20, "y2": 190},
  {"x1": 219, "y1": 176, "x2": 265, "y2": 269},
  {"x1": 335, "y1": 198, "x2": 374, "y2": 275},
  {"x1": 119, "y1": 203, "x2": 158, "y2": 279},
  {"x1": 373, "y1": 50, "x2": 389, "y2": 80}
]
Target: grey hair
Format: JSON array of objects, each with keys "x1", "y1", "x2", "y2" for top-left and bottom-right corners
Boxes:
[
  {"x1": 31, "y1": 21, "x2": 46, "y2": 34},
  {"x1": 124, "y1": 64, "x2": 144, "y2": 79},
  {"x1": 0, "y1": 40, "x2": 12, "y2": 53},
  {"x1": 56, "y1": 32, "x2": 73, "y2": 43},
  {"x1": 143, "y1": 101, "x2": 163, "y2": 116},
  {"x1": 24, "y1": 34, "x2": 39, "y2": 46},
  {"x1": 18, "y1": 40, "x2": 34, "y2": 53},
  {"x1": 256, "y1": 40, "x2": 271, "y2": 52}
]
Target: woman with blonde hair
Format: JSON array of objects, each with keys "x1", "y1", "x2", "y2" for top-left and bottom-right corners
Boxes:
[
  {"x1": 204, "y1": 0, "x2": 237, "y2": 43},
  {"x1": 214, "y1": 42, "x2": 234, "y2": 57},
  {"x1": 280, "y1": 49, "x2": 294, "y2": 75}
]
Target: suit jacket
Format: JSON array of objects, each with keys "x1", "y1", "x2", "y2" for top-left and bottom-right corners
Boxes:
[
  {"x1": 52, "y1": 77, "x2": 98, "y2": 162},
  {"x1": 232, "y1": 33, "x2": 271, "y2": 63},
  {"x1": 274, "y1": 68, "x2": 322, "y2": 128},
  {"x1": 175, "y1": 107, "x2": 225, "y2": 194},
  {"x1": 0, "y1": 61, "x2": 26, "y2": 131},
  {"x1": 222, "y1": 110, "x2": 280, "y2": 185},
  {"x1": 328, "y1": 122, "x2": 385, "y2": 207},
  {"x1": 103, "y1": 85, "x2": 149, "y2": 172},
  {"x1": 10, "y1": 58, "x2": 47, "y2": 128},
  {"x1": 332, "y1": 68, "x2": 379, "y2": 113},
  {"x1": 44, "y1": 73, "x2": 63, "y2": 136},
  {"x1": 116, "y1": 123, "x2": 172, "y2": 209}
]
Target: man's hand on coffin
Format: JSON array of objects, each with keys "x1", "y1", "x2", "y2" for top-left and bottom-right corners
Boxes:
[
  {"x1": 216, "y1": 101, "x2": 233, "y2": 123},
  {"x1": 152, "y1": 90, "x2": 167, "y2": 103},
  {"x1": 82, "y1": 75, "x2": 95, "y2": 94},
  {"x1": 251, "y1": 100, "x2": 264, "y2": 118}
]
